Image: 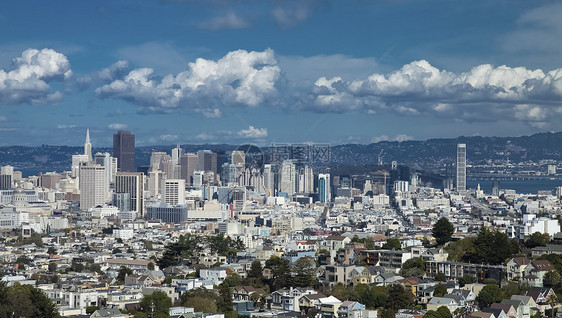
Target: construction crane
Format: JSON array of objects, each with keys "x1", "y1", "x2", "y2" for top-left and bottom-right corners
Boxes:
[{"x1": 378, "y1": 149, "x2": 384, "y2": 166}]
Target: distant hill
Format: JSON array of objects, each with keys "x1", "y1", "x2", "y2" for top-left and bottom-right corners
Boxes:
[{"x1": 2, "y1": 132, "x2": 562, "y2": 176}]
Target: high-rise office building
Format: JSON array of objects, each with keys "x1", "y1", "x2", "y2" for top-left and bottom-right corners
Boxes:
[
  {"x1": 456, "y1": 143, "x2": 466, "y2": 192},
  {"x1": 84, "y1": 129, "x2": 92, "y2": 163},
  {"x1": 193, "y1": 171, "x2": 204, "y2": 187},
  {"x1": 0, "y1": 175, "x2": 12, "y2": 190},
  {"x1": 231, "y1": 150, "x2": 245, "y2": 167},
  {"x1": 95, "y1": 152, "x2": 117, "y2": 193},
  {"x1": 172, "y1": 145, "x2": 184, "y2": 165},
  {"x1": 113, "y1": 130, "x2": 135, "y2": 172},
  {"x1": 221, "y1": 163, "x2": 237, "y2": 185},
  {"x1": 318, "y1": 173, "x2": 331, "y2": 203},
  {"x1": 162, "y1": 179, "x2": 185, "y2": 205},
  {"x1": 280, "y1": 160, "x2": 296, "y2": 195},
  {"x1": 197, "y1": 150, "x2": 217, "y2": 174},
  {"x1": 115, "y1": 172, "x2": 145, "y2": 217},
  {"x1": 262, "y1": 164, "x2": 274, "y2": 196},
  {"x1": 79, "y1": 163, "x2": 107, "y2": 210},
  {"x1": 150, "y1": 152, "x2": 167, "y2": 171},
  {"x1": 180, "y1": 153, "x2": 198, "y2": 186}
]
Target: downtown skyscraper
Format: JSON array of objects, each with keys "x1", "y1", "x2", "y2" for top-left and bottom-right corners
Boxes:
[
  {"x1": 113, "y1": 130, "x2": 135, "y2": 172},
  {"x1": 456, "y1": 143, "x2": 466, "y2": 192}
]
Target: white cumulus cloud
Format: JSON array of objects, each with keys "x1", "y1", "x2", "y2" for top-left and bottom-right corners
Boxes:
[
  {"x1": 196, "y1": 12, "x2": 251, "y2": 30},
  {"x1": 309, "y1": 60, "x2": 562, "y2": 128},
  {"x1": 96, "y1": 49, "x2": 280, "y2": 116},
  {"x1": 371, "y1": 134, "x2": 413, "y2": 143},
  {"x1": 238, "y1": 126, "x2": 268, "y2": 139},
  {"x1": 108, "y1": 123, "x2": 128, "y2": 130},
  {"x1": 195, "y1": 125, "x2": 268, "y2": 142},
  {"x1": 0, "y1": 48, "x2": 71, "y2": 104}
]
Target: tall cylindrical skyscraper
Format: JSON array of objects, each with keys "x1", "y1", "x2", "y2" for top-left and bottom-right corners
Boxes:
[{"x1": 456, "y1": 143, "x2": 466, "y2": 192}]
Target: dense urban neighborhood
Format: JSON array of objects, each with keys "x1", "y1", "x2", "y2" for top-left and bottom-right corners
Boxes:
[{"x1": 1, "y1": 131, "x2": 562, "y2": 318}]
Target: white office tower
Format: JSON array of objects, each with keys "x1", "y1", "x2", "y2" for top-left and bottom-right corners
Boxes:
[
  {"x1": 318, "y1": 173, "x2": 331, "y2": 203},
  {"x1": 115, "y1": 172, "x2": 145, "y2": 216},
  {"x1": 193, "y1": 171, "x2": 204, "y2": 187},
  {"x1": 71, "y1": 155, "x2": 89, "y2": 178},
  {"x1": 162, "y1": 179, "x2": 185, "y2": 205},
  {"x1": 280, "y1": 160, "x2": 296, "y2": 195},
  {"x1": 394, "y1": 180, "x2": 409, "y2": 193},
  {"x1": 0, "y1": 165, "x2": 14, "y2": 176},
  {"x1": 303, "y1": 165, "x2": 314, "y2": 193},
  {"x1": 159, "y1": 154, "x2": 176, "y2": 179},
  {"x1": 94, "y1": 152, "x2": 116, "y2": 193},
  {"x1": 147, "y1": 170, "x2": 163, "y2": 198},
  {"x1": 232, "y1": 150, "x2": 245, "y2": 166},
  {"x1": 172, "y1": 145, "x2": 184, "y2": 165},
  {"x1": 263, "y1": 164, "x2": 274, "y2": 196},
  {"x1": 84, "y1": 128, "x2": 92, "y2": 163},
  {"x1": 456, "y1": 143, "x2": 466, "y2": 192},
  {"x1": 79, "y1": 163, "x2": 107, "y2": 211},
  {"x1": 150, "y1": 152, "x2": 167, "y2": 171}
]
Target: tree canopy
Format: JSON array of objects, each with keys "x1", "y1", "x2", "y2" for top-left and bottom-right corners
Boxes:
[{"x1": 432, "y1": 217, "x2": 454, "y2": 246}]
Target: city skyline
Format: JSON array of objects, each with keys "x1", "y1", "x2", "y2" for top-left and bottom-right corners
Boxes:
[{"x1": 1, "y1": 1, "x2": 562, "y2": 146}]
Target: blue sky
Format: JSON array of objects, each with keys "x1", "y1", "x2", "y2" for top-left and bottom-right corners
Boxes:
[{"x1": 1, "y1": 0, "x2": 562, "y2": 146}]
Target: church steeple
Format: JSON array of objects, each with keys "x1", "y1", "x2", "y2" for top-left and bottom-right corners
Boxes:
[{"x1": 84, "y1": 128, "x2": 92, "y2": 162}]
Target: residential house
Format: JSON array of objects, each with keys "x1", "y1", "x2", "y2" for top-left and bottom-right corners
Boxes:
[
  {"x1": 91, "y1": 308, "x2": 128, "y2": 318},
  {"x1": 270, "y1": 287, "x2": 315, "y2": 312},
  {"x1": 506, "y1": 257, "x2": 531, "y2": 281},
  {"x1": 500, "y1": 299, "x2": 531, "y2": 318},
  {"x1": 299, "y1": 293, "x2": 326, "y2": 315},
  {"x1": 490, "y1": 303, "x2": 518, "y2": 318},
  {"x1": 482, "y1": 307, "x2": 507, "y2": 318},
  {"x1": 337, "y1": 301, "x2": 366, "y2": 318},
  {"x1": 521, "y1": 260, "x2": 553, "y2": 288},
  {"x1": 426, "y1": 297, "x2": 459, "y2": 313},
  {"x1": 509, "y1": 295, "x2": 538, "y2": 317},
  {"x1": 199, "y1": 267, "x2": 227, "y2": 285},
  {"x1": 232, "y1": 286, "x2": 267, "y2": 302},
  {"x1": 317, "y1": 296, "x2": 343, "y2": 318},
  {"x1": 373, "y1": 272, "x2": 404, "y2": 286}
]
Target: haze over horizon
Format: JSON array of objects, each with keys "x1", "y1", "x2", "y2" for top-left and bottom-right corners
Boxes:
[{"x1": 1, "y1": 0, "x2": 562, "y2": 146}]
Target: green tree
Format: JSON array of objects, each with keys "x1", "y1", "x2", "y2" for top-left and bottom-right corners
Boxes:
[
  {"x1": 386, "y1": 284, "x2": 414, "y2": 311},
  {"x1": 543, "y1": 270, "x2": 561, "y2": 288},
  {"x1": 147, "y1": 262, "x2": 155, "y2": 271},
  {"x1": 476, "y1": 284, "x2": 504, "y2": 308},
  {"x1": 223, "y1": 274, "x2": 242, "y2": 288},
  {"x1": 47, "y1": 247, "x2": 57, "y2": 255},
  {"x1": 436, "y1": 306, "x2": 452, "y2": 318},
  {"x1": 381, "y1": 309, "x2": 396, "y2": 318},
  {"x1": 382, "y1": 238, "x2": 402, "y2": 250},
  {"x1": 245, "y1": 260, "x2": 263, "y2": 287},
  {"x1": 86, "y1": 306, "x2": 99, "y2": 314},
  {"x1": 526, "y1": 232, "x2": 551, "y2": 248},
  {"x1": 423, "y1": 310, "x2": 441, "y2": 318},
  {"x1": 48, "y1": 262, "x2": 57, "y2": 273},
  {"x1": 434, "y1": 273, "x2": 447, "y2": 282},
  {"x1": 432, "y1": 217, "x2": 455, "y2": 246},
  {"x1": 217, "y1": 284, "x2": 234, "y2": 314},
  {"x1": 401, "y1": 258, "x2": 426, "y2": 277},
  {"x1": 140, "y1": 291, "x2": 172, "y2": 317},
  {"x1": 292, "y1": 257, "x2": 316, "y2": 287},
  {"x1": 117, "y1": 266, "x2": 133, "y2": 282},
  {"x1": 185, "y1": 296, "x2": 218, "y2": 313},
  {"x1": 458, "y1": 275, "x2": 476, "y2": 287},
  {"x1": 434, "y1": 284, "x2": 447, "y2": 297},
  {"x1": 265, "y1": 256, "x2": 292, "y2": 290},
  {"x1": 473, "y1": 228, "x2": 519, "y2": 265},
  {"x1": 2, "y1": 283, "x2": 60, "y2": 318}
]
